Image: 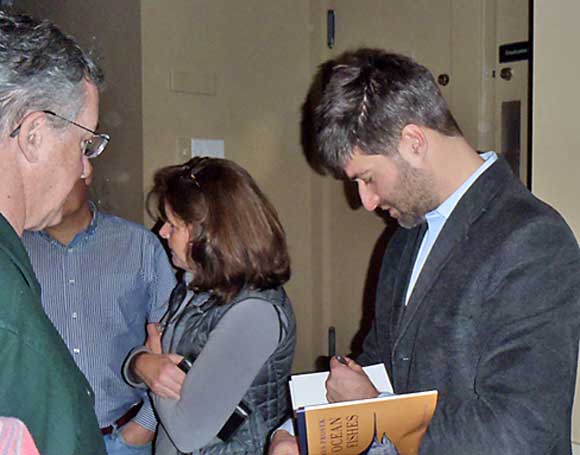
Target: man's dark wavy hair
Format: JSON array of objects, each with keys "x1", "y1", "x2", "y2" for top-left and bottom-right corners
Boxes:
[{"x1": 312, "y1": 48, "x2": 462, "y2": 176}]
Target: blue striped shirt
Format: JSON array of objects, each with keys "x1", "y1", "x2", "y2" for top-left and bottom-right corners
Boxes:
[{"x1": 22, "y1": 206, "x2": 176, "y2": 431}]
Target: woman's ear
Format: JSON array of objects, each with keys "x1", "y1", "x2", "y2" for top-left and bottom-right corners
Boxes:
[
  {"x1": 398, "y1": 124, "x2": 428, "y2": 168},
  {"x1": 16, "y1": 112, "x2": 47, "y2": 164}
]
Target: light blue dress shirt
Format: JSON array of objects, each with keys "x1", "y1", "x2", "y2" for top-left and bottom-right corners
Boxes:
[
  {"x1": 23, "y1": 204, "x2": 176, "y2": 431},
  {"x1": 405, "y1": 151, "x2": 497, "y2": 304}
]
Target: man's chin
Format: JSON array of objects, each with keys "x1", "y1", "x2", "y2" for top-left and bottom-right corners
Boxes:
[
  {"x1": 397, "y1": 213, "x2": 425, "y2": 230},
  {"x1": 35, "y1": 210, "x2": 64, "y2": 231}
]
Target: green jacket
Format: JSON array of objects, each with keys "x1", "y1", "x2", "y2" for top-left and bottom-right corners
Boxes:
[{"x1": 0, "y1": 214, "x2": 105, "y2": 455}]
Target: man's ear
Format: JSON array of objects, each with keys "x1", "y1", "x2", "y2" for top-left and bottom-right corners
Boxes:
[
  {"x1": 82, "y1": 161, "x2": 94, "y2": 185},
  {"x1": 398, "y1": 124, "x2": 428, "y2": 168},
  {"x1": 16, "y1": 112, "x2": 47, "y2": 164}
]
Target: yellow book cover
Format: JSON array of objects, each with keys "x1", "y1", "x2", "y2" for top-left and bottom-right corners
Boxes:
[{"x1": 296, "y1": 390, "x2": 437, "y2": 455}]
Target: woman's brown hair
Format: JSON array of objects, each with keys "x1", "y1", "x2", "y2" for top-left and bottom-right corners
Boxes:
[{"x1": 147, "y1": 157, "x2": 291, "y2": 304}]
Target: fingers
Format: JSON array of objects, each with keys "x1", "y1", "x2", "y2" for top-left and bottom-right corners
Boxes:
[
  {"x1": 326, "y1": 361, "x2": 343, "y2": 402},
  {"x1": 269, "y1": 430, "x2": 300, "y2": 455},
  {"x1": 344, "y1": 356, "x2": 364, "y2": 372},
  {"x1": 146, "y1": 322, "x2": 161, "y2": 337},
  {"x1": 167, "y1": 353, "x2": 185, "y2": 365},
  {"x1": 326, "y1": 357, "x2": 379, "y2": 402},
  {"x1": 150, "y1": 358, "x2": 186, "y2": 399},
  {"x1": 329, "y1": 355, "x2": 343, "y2": 369},
  {"x1": 151, "y1": 380, "x2": 182, "y2": 400},
  {"x1": 134, "y1": 352, "x2": 186, "y2": 400},
  {"x1": 145, "y1": 323, "x2": 163, "y2": 354},
  {"x1": 120, "y1": 422, "x2": 155, "y2": 446}
]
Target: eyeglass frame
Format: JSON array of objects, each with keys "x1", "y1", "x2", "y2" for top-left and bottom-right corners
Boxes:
[{"x1": 9, "y1": 110, "x2": 110, "y2": 159}]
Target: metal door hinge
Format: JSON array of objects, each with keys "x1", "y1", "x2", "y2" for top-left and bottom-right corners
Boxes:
[{"x1": 327, "y1": 10, "x2": 335, "y2": 49}]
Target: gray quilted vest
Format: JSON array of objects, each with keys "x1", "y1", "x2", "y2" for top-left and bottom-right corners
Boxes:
[{"x1": 172, "y1": 286, "x2": 296, "y2": 454}]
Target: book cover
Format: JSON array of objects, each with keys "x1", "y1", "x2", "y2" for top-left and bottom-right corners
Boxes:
[{"x1": 295, "y1": 390, "x2": 438, "y2": 455}]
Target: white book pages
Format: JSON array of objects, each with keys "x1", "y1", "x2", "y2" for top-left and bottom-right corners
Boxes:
[{"x1": 289, "y1": 363, "x2": 393, "y2": 410}]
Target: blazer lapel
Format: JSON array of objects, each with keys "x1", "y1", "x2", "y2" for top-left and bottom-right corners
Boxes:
[
  {"x1": 391, "y1": 223, "x2": 427, "y2": 335},
  {"x1": 393, "y1": 157, "x2": 514, "y2": 350},
  {"x1": 395, "y1": 214, "x2": 469, "y2": 347}
]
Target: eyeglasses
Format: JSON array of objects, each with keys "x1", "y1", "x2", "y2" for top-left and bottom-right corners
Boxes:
[{"x1": 9, "y1": 110, "x2": 110, "y2": 159}]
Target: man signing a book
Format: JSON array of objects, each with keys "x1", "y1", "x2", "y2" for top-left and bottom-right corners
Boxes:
[{"x1": 270, "y1": 48, "x2": 580, "y2": 455}]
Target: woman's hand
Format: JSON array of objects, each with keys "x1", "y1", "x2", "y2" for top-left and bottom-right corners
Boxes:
[
  {"x1": 133, "y1": 323, "x2": 186, "y2": 400},
  {"x1": 133, "y1": 352, "x2": 186, "y2": 400}
]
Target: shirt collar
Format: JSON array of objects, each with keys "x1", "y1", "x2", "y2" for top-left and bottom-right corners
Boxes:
[
  {"x1": 425, "y1": 151, "x2": 497, "y2": 227},
  {"x1": 85, "y1": 201, "x2": 99, "y2": 235}
]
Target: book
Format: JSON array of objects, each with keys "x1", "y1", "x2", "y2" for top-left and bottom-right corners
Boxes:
[
  {"x1": 289, "y1": 363, "x2": 393, "y2": 410},
  {"x1": 289, "y1": 365, "x2": 437, "y2": 455}
]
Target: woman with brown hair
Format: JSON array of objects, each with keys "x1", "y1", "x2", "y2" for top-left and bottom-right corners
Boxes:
[{"x1": 124, "y1": 157, "x2": 296, "y2": 454}]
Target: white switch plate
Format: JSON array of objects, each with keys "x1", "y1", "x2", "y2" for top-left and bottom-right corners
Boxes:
[
  {"x1": 176, "y1": 138, "x2": 225, "y2": 161},
  {"x1": 191, "y1": 138, "x2": 224, "y2": 159}
]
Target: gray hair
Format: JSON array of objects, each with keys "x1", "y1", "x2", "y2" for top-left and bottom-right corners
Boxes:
[{"x1": 0, "y1": 10, "x2": 104, "y2": 137}]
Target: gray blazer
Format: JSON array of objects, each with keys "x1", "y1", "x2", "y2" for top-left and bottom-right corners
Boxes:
[{"x1": 358, "y1": 157, "x2": 580, "y2": 455}]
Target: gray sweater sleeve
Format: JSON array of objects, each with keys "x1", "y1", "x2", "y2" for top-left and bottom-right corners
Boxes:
[
  {"x1": 122, "y1": 346, "x2": 149, "y2": 388},
  {"x1": 152, "y1": 298, "x2": 281, "y2": 452}
]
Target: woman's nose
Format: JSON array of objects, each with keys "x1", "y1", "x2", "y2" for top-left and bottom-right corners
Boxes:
[{"x1": 159, "y1": 223, "x2": 170, "y2": 239}]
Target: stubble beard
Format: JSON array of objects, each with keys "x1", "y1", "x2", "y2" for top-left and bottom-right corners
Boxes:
[{"x1": 392, "y1": 161, "x2": 438, "y2": 230}]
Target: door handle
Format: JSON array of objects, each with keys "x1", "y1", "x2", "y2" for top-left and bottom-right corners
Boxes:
[{"x1": 500, "y1": 67, "x2": 513, "y2": 81}]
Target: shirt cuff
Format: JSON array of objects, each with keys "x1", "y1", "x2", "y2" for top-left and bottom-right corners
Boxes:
[
  {"x1": 123, "y1": 346, "x2": 150, "y2": 389},
  {"x1": 272, "y1": 417, "x2": 295, "y2": 438},
  {"x1": 131, "y1": 396, "x2": 157, "y2": 432},
  {"x1": 378, "y1": 391, "x2": 395, "y2": 398}
]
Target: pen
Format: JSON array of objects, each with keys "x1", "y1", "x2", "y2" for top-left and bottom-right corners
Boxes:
[
  {"x1": 328, "y1": 326, "x2": 336, "y2": 358},
  {"x1": 335, "y1": 354, "x2": 348, "y2": 365}
]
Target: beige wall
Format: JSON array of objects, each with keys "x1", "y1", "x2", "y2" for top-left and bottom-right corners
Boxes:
[
  {"x1": 532, "y1": 1, "x2": 580, "y2": 235},
  {"x1": 17, "y1": 0, "x2": 144, "y2": 222},
  {"x1": 533, "y1": 0, "x2": 580, "y2": 447},
  {"x1": 139, "y1": 0, "x2": 317, "y2": 371}
]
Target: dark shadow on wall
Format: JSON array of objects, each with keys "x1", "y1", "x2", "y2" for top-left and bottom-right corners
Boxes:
[
  {"x1": 341, "y1": 177, "x2": 399, "y2": 358},
  {"x1": 349, "y1": 218, "x2": 397, "y2": 359},
  {"x1": 300, "y1": 58, "x2": 337, "y2": 177}
]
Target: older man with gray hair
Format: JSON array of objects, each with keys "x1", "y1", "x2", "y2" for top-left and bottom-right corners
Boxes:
[{"x1": 0, "y1": 10, "x2": 108, "y2": 455}]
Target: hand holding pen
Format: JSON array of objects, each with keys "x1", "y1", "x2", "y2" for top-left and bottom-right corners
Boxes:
[{"x1": 326, "y1": 354, "x2": 379, "y2": 403}]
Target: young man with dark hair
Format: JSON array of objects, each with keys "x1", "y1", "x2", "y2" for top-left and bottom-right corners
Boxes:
[{"x1": 271, "y1": 48, "x2": 580, "y2": 455}]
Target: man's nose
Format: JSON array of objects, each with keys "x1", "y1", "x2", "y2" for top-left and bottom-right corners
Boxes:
[{"x1": 358, "y1": 184, "x2": 379, "y2": 212}]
